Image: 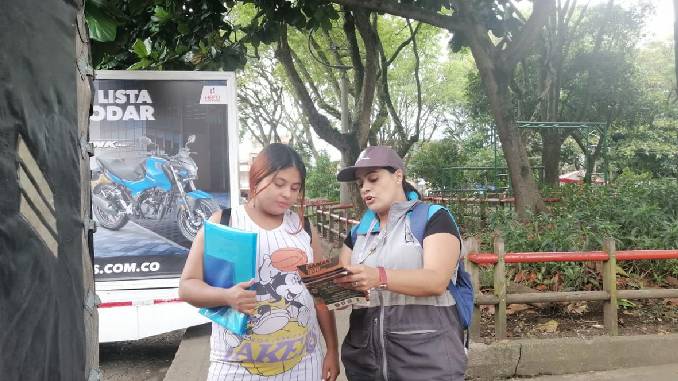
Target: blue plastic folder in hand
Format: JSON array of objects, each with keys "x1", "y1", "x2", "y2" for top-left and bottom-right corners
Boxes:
[{"x1": 199, "y1": 221, "x2": 257, "y2": 335}]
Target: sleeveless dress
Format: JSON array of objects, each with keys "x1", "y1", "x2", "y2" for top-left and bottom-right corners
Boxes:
[{"x1": 207, "y1": 205, "x2": 323, "y2": 381}]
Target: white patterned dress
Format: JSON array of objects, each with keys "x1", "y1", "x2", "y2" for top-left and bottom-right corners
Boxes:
[{"x1": 207, "y1": 205, "x2": 323, "y2": 381}]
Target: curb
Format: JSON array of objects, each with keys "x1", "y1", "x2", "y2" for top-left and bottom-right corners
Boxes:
[
  {"x1": 467, "y1": 334, "x2": 678, "y2": 380},
  {"x1": 163, "y1": 324, "x2": 211, "y2": 381}
]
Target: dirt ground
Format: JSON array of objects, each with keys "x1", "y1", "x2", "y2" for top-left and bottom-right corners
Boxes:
[{"x1": 477, "y1": 298, "x2": 677, "y2": 342}]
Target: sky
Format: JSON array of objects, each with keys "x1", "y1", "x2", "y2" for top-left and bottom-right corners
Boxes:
[{"x1": 607, "y1": 0, "x2": 674, "y2": 42}]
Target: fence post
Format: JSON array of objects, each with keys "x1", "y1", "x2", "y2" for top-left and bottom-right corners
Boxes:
[
  {"x1": 466, "y1": 237, "x2": 482, "y2": 341},
  {"x1": 328, "y1": 208, "x2": 335, "y2": 244},
  {"x1": 319, "y1": 206, "x2": 326, "y2": 239},
  {"x1": 603, "y1": 238, "x2": 619, "y2": 336},
  {"x1": 494, "y1": 234, "x2": 507, "y2": 340},
  {"x1": 479, "y1": 196, "x2": 487, "y2": 230}
]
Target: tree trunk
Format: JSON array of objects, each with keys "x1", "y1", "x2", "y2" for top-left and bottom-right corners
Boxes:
[
  {"x1": 472, "y1": 54, "x2": 546, "y2": 217},
  {"x1": 339, "y1": 143, "x2": 361, "y2": 205},
  {"x1": 76, "y1": 5, "x2": 98, "y2": 379},
  {"x1": 541, "y1": 129, "x2": 563, "y2": 187},
  {"x1": 495, "y1": 90, "x2": 545, "y2": 218}
]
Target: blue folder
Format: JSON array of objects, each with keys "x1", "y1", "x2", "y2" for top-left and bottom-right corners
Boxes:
[{"x1": 199, "y1": 221, "x2": 257, "y2": 335}]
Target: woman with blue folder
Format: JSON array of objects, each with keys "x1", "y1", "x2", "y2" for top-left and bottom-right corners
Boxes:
[{"x1": 180, "y1": 144, "x2": 340, "y2": 381}]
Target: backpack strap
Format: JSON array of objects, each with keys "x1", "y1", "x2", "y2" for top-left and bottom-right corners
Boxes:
[
  {"x1": 408, "y1": 202, "x2": 430, "y2": 245},
  {"x1": 350, "y1": 209, "x2": 379, "y2": 247},
  {"x1": 219, "y1": 208, "x2": 232, "y2": 226}
]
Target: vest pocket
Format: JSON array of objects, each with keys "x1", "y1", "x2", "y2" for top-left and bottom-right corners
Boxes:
[
  {"x1": 344, "y1": 308, "x2": 371, "y2": 348},
  {"x1": 341, "y1": 309, "x2": 378, "y2": 377},
  {"x1": 385, "y1": 329, "x2": 456, "y2": 380}
]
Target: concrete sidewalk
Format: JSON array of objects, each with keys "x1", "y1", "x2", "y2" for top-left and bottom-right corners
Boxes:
[
  {"x1": 511, "y1": 363, "x2": 678, "y2": 381},
  {"x1": 468, "y1": 334, "x2": 678, "y2": 379},
  {"x1": 165, "y1": 307, "x2": 678, "y2": 380}
]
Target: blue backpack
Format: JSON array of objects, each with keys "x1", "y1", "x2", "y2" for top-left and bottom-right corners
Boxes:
[{"x1": 351, "y1": 202, "x2": 474, "y2": 342}]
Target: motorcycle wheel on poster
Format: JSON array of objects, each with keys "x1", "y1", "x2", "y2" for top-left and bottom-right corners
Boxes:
[
  {"x1": 92, "y1": 183, "x2": 130, "y2": 230},
  {"x1": 176, "y1": 198, "x2": 219, "y2": 241}
]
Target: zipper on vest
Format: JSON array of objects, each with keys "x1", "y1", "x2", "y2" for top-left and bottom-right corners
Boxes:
[{"x1": 378, "y1": 291, "x2": 389, "y2": 381}]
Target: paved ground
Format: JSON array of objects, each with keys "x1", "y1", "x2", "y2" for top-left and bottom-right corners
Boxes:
[
  {"x1": 102, "y1": 310, "x2": 678, "y2": 381},
  {"x1": 100, "y1": 330, "x2": 183, "y2": 381},
  {"x1": 511, "y1": 363, "x2": 678, "y2": 381}
]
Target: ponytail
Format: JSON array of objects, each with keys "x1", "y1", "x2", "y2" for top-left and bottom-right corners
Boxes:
[
  {"x1": 385, "y1": 166, "x2": 421, "y2": 199},
  {"x1": 402, "y1": 179, "x2": 422, "y2": 200}
]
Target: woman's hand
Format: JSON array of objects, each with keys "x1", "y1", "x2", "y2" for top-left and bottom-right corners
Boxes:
[
  {"x1": 322, "y1": 348, "x2": 340, "y2": 381},
  {"x1": 224, "y1": 279, "x2": 257, "y2": 315},
  {"x1": 335, "y1": 264, "x2": 380, "y2": 292}
]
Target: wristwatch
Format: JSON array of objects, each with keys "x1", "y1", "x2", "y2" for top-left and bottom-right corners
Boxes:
[{"x1": 377, "y1": 266, "x2": 388, "y2": 290}]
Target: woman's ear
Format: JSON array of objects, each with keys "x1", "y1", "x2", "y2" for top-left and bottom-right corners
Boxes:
[{"x1": 395, "y1": 169, "x2": 404, "y2": 183}]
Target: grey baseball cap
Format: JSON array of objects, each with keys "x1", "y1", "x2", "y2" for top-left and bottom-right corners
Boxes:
[{"x1": 336, "y1": 146, "x2": 404, "y2": 182}]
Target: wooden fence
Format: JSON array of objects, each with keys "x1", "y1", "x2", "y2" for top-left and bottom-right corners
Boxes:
[
  {"x1": 466, "y1": 238, "x2": 678, "y2": 340},
  {"x1": 302, "y1": 199, "x2": 678, "y2": 341}
]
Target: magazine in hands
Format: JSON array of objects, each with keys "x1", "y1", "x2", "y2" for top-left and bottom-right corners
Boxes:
[
  {"x1": 199, "y1": 221, "x2": 257, "y2": 335},
  {"x1": 297, "y1": 257, "x2": 367, "y2": 310}
]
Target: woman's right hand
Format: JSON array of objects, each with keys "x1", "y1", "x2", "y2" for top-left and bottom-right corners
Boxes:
[{"x1": 225, "y1": 279, "x2": 257, "y2": 315}]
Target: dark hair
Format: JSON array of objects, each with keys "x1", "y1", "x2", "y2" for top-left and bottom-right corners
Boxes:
[
  {"x1": 385, "y1": 167, "x2": 422, "y2": 200},
  {"x1": 249, "y1": 144, "x2": 307, "y2": 230}
]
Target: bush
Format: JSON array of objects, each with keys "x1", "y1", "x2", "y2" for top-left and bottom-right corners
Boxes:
[{"x1": 475, "y1": 171, "x2": 678, "y2": 288}]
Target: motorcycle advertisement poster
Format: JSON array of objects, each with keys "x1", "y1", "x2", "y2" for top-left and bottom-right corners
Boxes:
[{"x1": 89, "y1": 71, "x2": 239, "y2": 281}]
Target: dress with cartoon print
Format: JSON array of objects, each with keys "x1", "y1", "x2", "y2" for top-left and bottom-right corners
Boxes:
[{"x1": 209, "y1": 205, "x2": 322, "y2": 378}]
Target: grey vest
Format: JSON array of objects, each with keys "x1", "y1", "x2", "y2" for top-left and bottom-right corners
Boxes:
[{"x1": 341, "y1": 199, "x2": 467, "y2": 381}]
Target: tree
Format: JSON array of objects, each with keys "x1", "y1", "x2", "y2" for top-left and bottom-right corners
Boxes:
[
  {"x1": 238, "y1": 51, "x2": 286, "y2": 146},
  {"x1": 305, "y1": 152, "x2": 340, "y2": 201},
  {"x1": 466, "y1": 1, "x2": 653, "y2": 186},
  {"x1": 608, "y1": 39, "x2": 678, "y2": 178},
  {"x1": 274, "y1": 10, "x2": 463, "y2": 204},
  {"x1": 87, "y1": 0, "x2": 245, "y2": 70},
  {"x1": 87, "y1": 0, "x2": 554, "y2": 217},
  {"x1": 408, "y1": 139, "x2": 467, "y2": 191},
  {"x1": 323, "y1": 0, "x2": 555, "y2": 217},
  {"x1": 674, "y1": 0, "x2": 678, "y2": 93}
]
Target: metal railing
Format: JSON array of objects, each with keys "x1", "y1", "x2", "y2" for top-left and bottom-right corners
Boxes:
[{"x1": 466, "y1": 237, "x2": 678, "y2": 340}]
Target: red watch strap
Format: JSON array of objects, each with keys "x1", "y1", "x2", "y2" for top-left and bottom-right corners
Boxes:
[{"x1": 377, "y1": 266, "x2": 388, "y2": 288}]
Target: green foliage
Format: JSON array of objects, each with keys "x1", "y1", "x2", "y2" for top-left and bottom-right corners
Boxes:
[
  {"x1": 305, "y1": 152, "x2": 339, "y2": 202},
  {"x1": 608, "y1": 39, "x2": 678, "y2": 178},
  {"x1": 408, "y1": 139, "x2": 467, "y2": 190},
  {"x1": 87, "y1": 0, "x2": 245, "y2": 70},
  {"x1": 476, "y1": 172, "x2": 678, "y2": 288},
  {"x1": 85, "y1": 0, "x2": 118, "y2": 42}
]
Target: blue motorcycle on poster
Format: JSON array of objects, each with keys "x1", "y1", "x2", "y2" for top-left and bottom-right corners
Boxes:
[{"x1": 92, "y1": 135, "x2": 218, "y2": 241}]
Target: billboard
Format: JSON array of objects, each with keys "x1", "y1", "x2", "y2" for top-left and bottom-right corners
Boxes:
[{"x1": 89, "y1": 71, "x2": 239, "y2": 281}]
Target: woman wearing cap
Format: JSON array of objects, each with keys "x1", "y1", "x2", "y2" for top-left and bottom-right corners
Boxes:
[{"x1": 335, "y1": 146, "x2": 466, "y2": 381}]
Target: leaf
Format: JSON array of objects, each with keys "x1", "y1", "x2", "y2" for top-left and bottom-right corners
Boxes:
[
  {"x1": 151, "y1": 6, "x2": 171, "y2": 24},
  {"x1": 131, "y1": 39, "x2": 149, "y2": 59},
  {"x1": 535, "y1": 320, "x2": 559, "y2": 333},
  {"x1": 665, "y1": 298, "x2": 678, "y2": 306},
  {"x1": 616, "y1": 265, "x2": 629, "y2": 277},
  {"x1": 566, "y1": 302, "x2": 589, "y2": 315},
  {"x1": 506, "y1": 304, "x2": 532, "y2": 315},
  {"x1": 85, "y1": 3, "x2": 117, "y2": 42}
]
